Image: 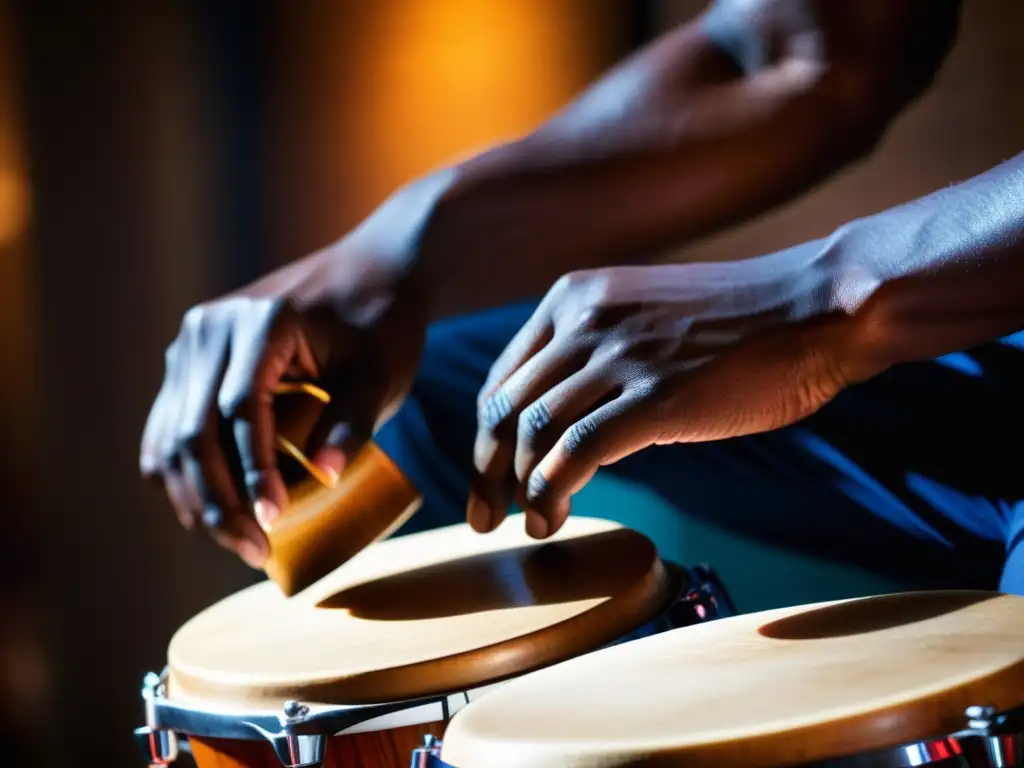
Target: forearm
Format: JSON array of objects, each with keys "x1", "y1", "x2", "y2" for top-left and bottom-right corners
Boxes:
[
  {"x1": 348, "y1": 5, "x2": 945, "y2": 319},
  {"x1": 417, "y1": 52, "x2": 879, "y2": 317},
  {"x1": 832, "y1": 152, "x2": 1024, "y2": 379}
]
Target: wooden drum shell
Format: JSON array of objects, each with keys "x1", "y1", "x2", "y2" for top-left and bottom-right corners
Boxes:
[{"x1": 189, "y1": 724, "x2": 440, "y2": 768}]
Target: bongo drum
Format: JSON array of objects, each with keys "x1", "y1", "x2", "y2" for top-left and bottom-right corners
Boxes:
[
  {"x1": 134, "y1": 514, "x2": 734, "y2": 767},
  {"x1": 435, "y1": 590, "x2": 1024, "y2": 768}
]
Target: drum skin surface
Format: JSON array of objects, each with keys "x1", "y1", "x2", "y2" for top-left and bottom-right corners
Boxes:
[
  {"x1": 441, "y1": 591, "x2": 1024, "y2": 768},
  {"x1": 167, "y1": 514, "x2": 676, "y2": 710}
]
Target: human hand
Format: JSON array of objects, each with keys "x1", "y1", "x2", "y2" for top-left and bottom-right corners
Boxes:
[
  {"x1": 139, "y1": 242, "x2": 428, "y2": 567},
  {"x1": 468, "y1": 260, "x2": 857, "y2": 539}
]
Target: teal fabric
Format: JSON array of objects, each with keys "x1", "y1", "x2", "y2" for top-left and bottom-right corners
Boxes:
[{"x1": 573, "y1": 473, "x2": 908, "y2": 614}]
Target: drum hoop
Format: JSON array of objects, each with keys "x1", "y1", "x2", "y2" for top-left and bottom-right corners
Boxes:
[
  {"x1": 416, "y1": 707, "x2": 1024, "y2": 768},
  {"x1": 137, "y1": 563, "x2": 732, "y2": 746}
]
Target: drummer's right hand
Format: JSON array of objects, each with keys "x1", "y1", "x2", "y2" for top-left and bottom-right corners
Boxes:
[{"x1": 139, "y1": 240, "x2": 429, "y2": 568}]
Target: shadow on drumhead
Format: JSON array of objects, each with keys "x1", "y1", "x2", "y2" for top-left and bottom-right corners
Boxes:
[
  {"x1": 758, "y1": 591, "x2": 998, "y2": 640},
  {"x1": 316, "y1": 529, "x2": 661, "y2": 620}
]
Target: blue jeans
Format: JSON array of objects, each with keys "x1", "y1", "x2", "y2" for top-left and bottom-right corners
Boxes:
[{"x1": 376, "y1": 300, "x2": 1024, "y2": 595}]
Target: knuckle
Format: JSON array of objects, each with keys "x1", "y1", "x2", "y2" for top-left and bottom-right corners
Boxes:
[
  {"x1": 549, "y1": 270, "x2": 594, "y2": 304},
  {"x1": 550, "y1": 273, "x2": 576, "y2": 299},
  {"x1": 217, "y1": 388, "x2": 248, "y2": 421},
  {"x1": 201, "y1": 506, "x2": 225, "y2": 530},
  {"x1": 525, "y1": 471, "x2": 552, "y2": 504},
  {"x1": 218, "y1": 382, "x2": 270, "y2": 421},
  {"x1": 563, "y1": 417, "x2": 600, "y2": 455},
  {"x1": 180, "y1": 304, "x2": 209, "y2": 336},
  {"x1": 517, "y1": 401, "x2": 552, "y2": 445},
  {"x1": 599, "y1": 335, "x2": 632, "y2": 361},
  {"x1": 138, "y1": 452, "x2": 160, "y2": 478},
  {"x1": 479, "y1": 389, "x2": 516, "y2": 435},
  {"x1": 163, "y1": 340, "x2": 182, "y2": 371},
  {"x1": 572, "y1": 306, "x2": 602, "y2": 333}
]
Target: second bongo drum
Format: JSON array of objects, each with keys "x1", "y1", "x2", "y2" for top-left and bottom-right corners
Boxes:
[{"x1": 438, "y1": 590, "x2": 1024, "y2": 767}]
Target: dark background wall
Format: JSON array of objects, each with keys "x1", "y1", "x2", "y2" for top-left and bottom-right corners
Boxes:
[{"x1": 0, "y1": 2, "x2": 1020, "y2": 766}]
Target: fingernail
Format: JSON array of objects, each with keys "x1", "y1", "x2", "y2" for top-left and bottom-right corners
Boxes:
[
  {"x1": 311, "y1": 446, "x2": 346, "y2": 482},
  {"x1": 237, "y1": 538, "x2": 268, "y2": 569},
  {"x1": 466, "y1": 496, "x2": 494, "y2": 533},
  {"x1": 525, "y1": 510, "x2": 549, "y2": 539},
  {"x1": 254, "y1": 498, "x2": 281, "y2": 532}
]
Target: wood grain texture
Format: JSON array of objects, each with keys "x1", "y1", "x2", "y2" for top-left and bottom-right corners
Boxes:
[
  {"x1": 442, "y1": 591, "x2": 1024, "y2": 768},
  {"x1": 191, "y1": 722, "x2": 444, "y2": 768},
  {"x1": 168, "y1": 514, "x2": 676, "y2": 709}
]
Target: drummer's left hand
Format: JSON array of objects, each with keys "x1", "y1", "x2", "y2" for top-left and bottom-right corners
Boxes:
[{"x1": 467, "y1": 260, "x2": 875, "y2": 539}]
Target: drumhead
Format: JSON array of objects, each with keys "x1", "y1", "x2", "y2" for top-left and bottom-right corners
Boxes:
[
  {"x1": 441, "y1": 591, "x2": 1024, "y2": 768},
  {"x1": 167, "y1": 514, "x2": 678, "y2": 711}
]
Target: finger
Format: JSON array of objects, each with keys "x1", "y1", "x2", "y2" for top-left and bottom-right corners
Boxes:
[
  {"x1": 173, "y1": 321, "x2": 271, "y2": 560},
  {"x1": 306, "y1": 382, "x2": 381, "y2": 483},
  {"x1": 218, "y1": 305, "x2": 317, "y2": 530},
  {"x1": 163, "y1": 469, "x2": 198, "y2": 532},
  {"x1": 470, "y1": 342, "x2": 582, "y2": 533},
  {"x1": 477, "y1": 306, "x2": 555, "y2": 409},
  {"x1": 513, "y1": 365, "x2": 618, "y2": 486},
  {"x1": 179, "y1": 413, "x2": 269, "y2": 563},
  {"x1": 524, "y1": 389, "x2": 657, "y2": 539},
  {"x1": 190, "y1": 479, "x2": 270, "y2": 570}
]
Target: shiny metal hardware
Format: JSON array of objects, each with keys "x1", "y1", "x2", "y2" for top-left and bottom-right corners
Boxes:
[
  {"x1": 136, "y1": 671, "x2": 179, "y2": 766},
  {"x1": 958, "y1": 704, "x2": 1024, "y2": 767},
  {"x1": 410, "y1": 734, "x2": 445, "y2": 767},
  {"x1": 658, "y1": 562, "x2": 736, "y2": 631},
  {"x1": 235, "y1": 698, "x2": 329, "y2": 767},
  {"x1": 818, "y1": 735, "x2": 968, "y2": 766},
  {"x1": 819, "y1": 705, "x2": 1024, "y2": 767},
  {"x1": 258, "y1": 699, "x2": 327, "y2": 768},
  {"x1": 254, "y1": 699, "x2": 326, "y2": 767},
  {"x1": 134, "y1": 726, "x2": 179, "y2": 767}
]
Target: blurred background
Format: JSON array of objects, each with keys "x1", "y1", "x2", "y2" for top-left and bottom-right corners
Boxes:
[{"x1": 0, "y1": 1, "x2": 1021, "y2": 766}]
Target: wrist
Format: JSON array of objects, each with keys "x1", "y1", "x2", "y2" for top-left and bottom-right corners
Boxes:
[
  {"x1": 817, "y1": 221, "x2": 902, "y2": 383},
  {"x1": 341, "y1": 167, "x2": 463, "y2": 311}
]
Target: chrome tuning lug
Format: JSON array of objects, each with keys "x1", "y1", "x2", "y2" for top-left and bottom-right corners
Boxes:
[
  {"x1": 265, "y1": 700, "x2": 327, "y2": 768},
  {"x1": 964, "y1": 703, "x2": 1024, "y2": 735},
  {"x1": 136, "y1": 671, "x2": 178, "y2": 766},
  {"x1": 961, "y1": 704, "x2": 1024, "y2": 767},
  {"x1": 134, "y1": 726, "x2": 179, "y2": 767},
  {"x1": 410, "y1": 734, "x2": 445, "y2": 767}
]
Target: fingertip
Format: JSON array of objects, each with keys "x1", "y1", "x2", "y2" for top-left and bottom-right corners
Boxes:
[
  {"x1": 247, "y1": 468, "x2": 289, "y2": 514},
  {"x1": 253, "y1": 498, "x2": 281, "y2": 532},
  {"x1": 310, "y1": 445, "x2": 346, "y2": 481},
  {"x1": 524, "y1": 509, "x2": 549, "y2": 539},
  {"x1": 466, "y1": 494, "x2": 495, "y2": 533},
  {"x1": 207, "y1": 510, "x2": 270, "y2": 569},
  {"x1": 547, "y1": 498, "x2": 571, "y2": 536},
  {"x1": 237, "y1": 538, "x2": 269, "y2": 570}
]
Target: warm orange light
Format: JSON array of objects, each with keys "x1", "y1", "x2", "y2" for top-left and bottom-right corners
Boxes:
[
  {"x1": 344, "y1": 0, "x2": 615, "y2": 211},
  {"x1": 0, "y1": 168, "x2": 29, "y2": 246}
]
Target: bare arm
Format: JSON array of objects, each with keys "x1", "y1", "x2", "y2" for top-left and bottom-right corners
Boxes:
[
  {"x1": 836, "y1": 152, "x2": 1024, "y2": 379},
  {"x1": 350, "y1": 0, "x2": 961, "y2": 318}
]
